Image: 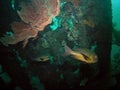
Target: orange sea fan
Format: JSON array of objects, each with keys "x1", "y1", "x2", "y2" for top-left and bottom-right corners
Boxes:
[
  {"x1": 17, "y1": 0, "x2": 60, "y2": 31},
  {"x1": 0, "y1": 22, "x2": 38, "y2": 47},
  {"x1": 0, "y1": 0, "x2": 60, "y2": 47}
]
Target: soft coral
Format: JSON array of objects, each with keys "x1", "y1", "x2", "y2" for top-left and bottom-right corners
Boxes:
[{"x1": 0, "y1": 0, "x2": 60, "y2": 47}]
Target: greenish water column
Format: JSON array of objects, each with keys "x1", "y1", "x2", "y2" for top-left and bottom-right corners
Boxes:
[{"x1": 111, "y1": 0, "x2": 120, "y2": 31}]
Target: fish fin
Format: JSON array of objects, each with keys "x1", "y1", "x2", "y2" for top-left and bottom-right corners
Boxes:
[{"x1": 63, "y1": 45, "x2": 73, "y2": 56}]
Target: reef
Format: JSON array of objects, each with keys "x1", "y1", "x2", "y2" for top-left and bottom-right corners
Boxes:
[{"x1": 0, "y1": 0, "x2": 117, "y2": 90}]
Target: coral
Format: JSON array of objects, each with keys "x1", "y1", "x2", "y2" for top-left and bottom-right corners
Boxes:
[
  {"x1": 50, "y1": 16, "x2": 62, "y2": 31},
  {"x1": 41, "y1": 38, "x2": 50, "y2": 48},
  {"x1": 111, "y1": 59, "x2": 120, "y2": 75},
  {"x1": 82, "y1": 19, "x2": 95, "y2": 28},
  {"x1": 0, "y1": 0, "x2": 60, "y2": 47},
  {"x1": 0, "y1": 72, "x2": 12, "y2": 84},
  {"x1": 67, "y1": 27, "x2": 80, "y2": 41},
  {"x1": 65, "y1": 0, "x2": 80, "y2": 8},
  {"x1": 0, "y1": 22, "x2": 38, "y2": 47},
  {"x1": 29, "y1": 75, "x2": 44, "y2": 90},
  {"x1": 17, "y1": 0, "x2": 60, "y2": 30}
]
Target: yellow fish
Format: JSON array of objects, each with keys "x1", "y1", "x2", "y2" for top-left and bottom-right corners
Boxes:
[
  {"x1": 63, "y1": 45, "x2": 98, "y2": 64},
  {"x1": 34, "y1": 55, "x2": 49, "y2": 62}
]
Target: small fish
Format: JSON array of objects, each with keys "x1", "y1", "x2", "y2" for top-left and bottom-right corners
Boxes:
[
  {"x1": 33, "y1": 55, "x2": 50, "y2": 62},
  {"x1": 63, "y1": 45, "x2": 98, "y2": 64}
]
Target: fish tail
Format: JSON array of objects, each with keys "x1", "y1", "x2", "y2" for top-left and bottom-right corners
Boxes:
[{"x1": 63, "y1": 45, "x2": 73, "y2": 56}]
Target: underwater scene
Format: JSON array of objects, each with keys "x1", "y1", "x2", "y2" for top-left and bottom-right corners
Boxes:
[{"x1": 0, "y1": 0, "x2": 120, "y2": 90}]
